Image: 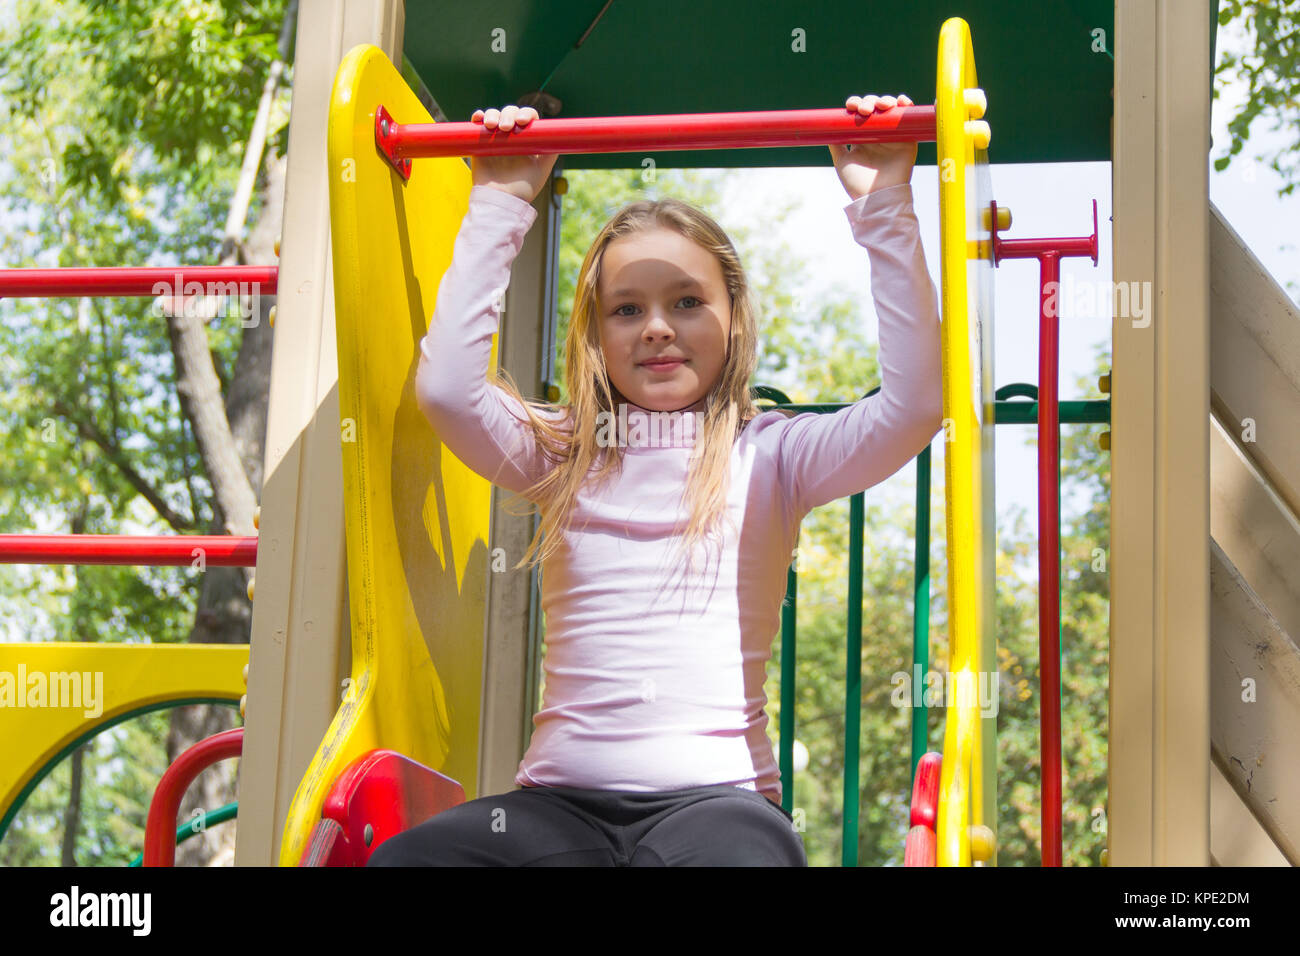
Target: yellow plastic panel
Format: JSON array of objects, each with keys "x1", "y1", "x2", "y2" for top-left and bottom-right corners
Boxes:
[
  {"x1": 0, "y1": 642, "x2": 246, "y2": 836},
  {"x1": 934, "y1": 17, "x2": 997, "y2": 867},
  {"x1": 278, "y1": 44, "x2": 493, "y2": 865}
]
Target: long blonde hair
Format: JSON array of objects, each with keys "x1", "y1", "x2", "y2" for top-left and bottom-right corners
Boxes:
[{"x1": 494, "y1": 196, "x2": 763, "y2": 586}]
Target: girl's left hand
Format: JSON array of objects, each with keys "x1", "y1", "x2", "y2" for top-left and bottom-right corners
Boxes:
[{"x1": 829, "y1": 94, "x2": 918, "y2": 201}]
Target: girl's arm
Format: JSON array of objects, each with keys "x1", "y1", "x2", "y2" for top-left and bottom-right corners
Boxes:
[
  {"x1": 414, "y1": 184, "x2": 563, "y2": 497},
  {"x1": 777, "y1": 182, "x2": 944, "y2": 517}
]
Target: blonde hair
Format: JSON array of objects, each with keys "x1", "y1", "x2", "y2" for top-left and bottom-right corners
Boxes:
[{"x1": 493, "y1": 196, "x2": 763, "y2": 587}]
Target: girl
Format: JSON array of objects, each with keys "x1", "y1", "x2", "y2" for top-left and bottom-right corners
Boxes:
[{"x1": 368, "y1": 94, "x2": 943, "y2": 866}]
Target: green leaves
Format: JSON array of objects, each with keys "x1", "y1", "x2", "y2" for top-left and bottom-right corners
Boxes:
[
  {"x1": 3, "y1": 0, "x2": 288, "y2": 201},
  {"x1": 1214, "y1": 0, "x2": 1300, "y2": 196}
]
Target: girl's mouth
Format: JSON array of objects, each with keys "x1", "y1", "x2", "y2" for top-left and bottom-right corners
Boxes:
[{"x1": 641, "y1": 359, "x2": 684, "y2": 372}]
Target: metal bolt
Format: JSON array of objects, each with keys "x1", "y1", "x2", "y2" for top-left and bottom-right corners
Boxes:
[
  {"x1": 380, "y1": 118, "x2": 388, "y2": 137},
  {"x1": 364, "y1": 823, "x2": 374, "y2": 846}
]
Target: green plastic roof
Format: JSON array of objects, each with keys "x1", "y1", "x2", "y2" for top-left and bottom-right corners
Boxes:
[{"x1": 401, "y1": 1, "x2": 1129, "y2": 169}]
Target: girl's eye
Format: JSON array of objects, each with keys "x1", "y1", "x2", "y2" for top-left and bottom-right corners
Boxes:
[{"x1": 614, "y1": 297, "x2": 701, "y2": 316}]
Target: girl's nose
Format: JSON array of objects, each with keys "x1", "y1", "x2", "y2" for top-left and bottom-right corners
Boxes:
[{"x1": 642, "y1": 312, "x2": 674, "y2": 338}]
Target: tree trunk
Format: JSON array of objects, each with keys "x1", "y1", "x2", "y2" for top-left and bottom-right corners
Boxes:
[
  {"x1": 166, "y1": 145, "x2": 285, "y2": 867},
  {"x1": 60, "y1": 745, "x2": 84, "y2": 866},
  {"x1": 60, "y1": 497, "x2": 90, "y2": 866},
  {"x1": 160, "y1": 0, "x2": 295, "y2": 866}
]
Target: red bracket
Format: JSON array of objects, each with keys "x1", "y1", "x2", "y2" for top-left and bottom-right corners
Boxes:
[{"x1": 375, "y1": 104, "x2": 412, "y2": 182}]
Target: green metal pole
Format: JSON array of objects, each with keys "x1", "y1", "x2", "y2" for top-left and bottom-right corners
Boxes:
[
  {"x1": 780, "y1": 537, "x2": 798, "y2": 817},
  {"x1": 843, "y1": 492, "x2": 864, "y2": 867},
  {"x1": 911, "y1": 445, "x2": 932, "y2": 783}
]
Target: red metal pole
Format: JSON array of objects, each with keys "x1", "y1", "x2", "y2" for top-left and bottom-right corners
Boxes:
[
  {"x1": 0, "y1": 534, "x2": 257, "y2": 567},
  {"x1": 991, "y1": 199, "x2": 1098, "y2": 868},
  {"x1": 1037, "y1": 252, "x2": 1063, "y2": 869},
  {"x1": 143, "y1": 728, "x2": 244, "y2": 866},
  {"x1": 0, "y1": 266, "x2": 277, "y2": 298},
  {"x1": 378, "y1": 104, "x2": 937, "y2": 160}
]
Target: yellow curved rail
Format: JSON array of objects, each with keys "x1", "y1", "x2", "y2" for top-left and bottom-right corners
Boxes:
[{"x1": 934, "y1": 17, "x2": 998, "y2": 867}]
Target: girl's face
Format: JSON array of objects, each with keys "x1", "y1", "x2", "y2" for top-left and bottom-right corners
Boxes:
[{"x1": 596, "y1": 227, "x2": 730, "y2": 413}]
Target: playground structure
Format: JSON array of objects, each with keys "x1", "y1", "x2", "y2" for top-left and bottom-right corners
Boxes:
[{"x1": 1, "y1": 1, "x2": 1296, "y2": 866}]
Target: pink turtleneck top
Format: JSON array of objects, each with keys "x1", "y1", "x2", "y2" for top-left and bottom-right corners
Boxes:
[{"x1": 416, "y1": 183, "x2": 942, "y2": 806}]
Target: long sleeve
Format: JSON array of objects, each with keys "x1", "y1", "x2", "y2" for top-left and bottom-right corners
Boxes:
[
  {"x1": 777, "y1": 183, "x2": 944, "y2": 517},
  {"x1": 415, "y1": 184, "x2": 563, "y2": 498}
]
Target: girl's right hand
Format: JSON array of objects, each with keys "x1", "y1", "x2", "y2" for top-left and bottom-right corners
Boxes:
[{"x1": 470, "y1": 105, "x2": 559, "y2": 204}]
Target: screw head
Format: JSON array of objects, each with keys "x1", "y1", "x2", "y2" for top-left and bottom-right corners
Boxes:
[
  {"x1": 380, "y1": 118, "x2": 389, "y2": 137},
  {"x1": 364, "y1": 823, "x2": 374, "y2": 846}
]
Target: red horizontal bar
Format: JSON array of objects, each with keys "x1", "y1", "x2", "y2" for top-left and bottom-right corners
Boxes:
[
  {"x1": 991, "y1": 199, "x2": 1099, "y2": 267},
  {"x1": 382, "y1": 105, "x2": 937, "y2": 159},
  {"x1": 993, "y1": 237, "x2": 1095, "y2": 259},
  {"x1": 0, "y1": 534, "x2": 257, "y2": 567},
  {"x1": 0, "y1": 266, "x2": 278, "y2": 299}
]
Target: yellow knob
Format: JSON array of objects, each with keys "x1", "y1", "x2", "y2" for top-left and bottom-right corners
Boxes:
[
  {"x1": 253, "y1": 506, "x2": 260, "y2": 530},
  {"x1": 274, "y1": 235, "x2": 281, "y2": 257},
  {"x1": 242, "y1": 662, "x2": 248, "y2": 685},
  {"x1": 268, "y1": 305, "x2": 276, "y2": 328},
  {"x1": 247, "y1": 577, "x2": 255, "y2": 601},
  {"x1": 1100, "y1": 848, "x2": 1109, "y2": 867},
  {"x1": 546, "y1": 383, "x2": 561, "y2": 402},
  {"x1": 1099, "y1": 373, "x2": 1110, "y2": 394},
  {"x1": 1099, "y1": 430, "x2": 1111, "y2": 451},
  {"x1": 239, "y1": 693, "x2": 246, "y2": 719},
  {"x1": 970, "y1": 824, "x2": 995, "y2": 862},
  {"x1": 554, "y1": 176, "x2": 568, "y2": 196},
  {"x1": 963, "y1": 87, "x2": 987, "y2": 119},
  {"x1": 981, "y1": 205, "x2": 1012, "y2": 231},
  {"x1": 966, "y1": 120, "x2": 991, "y2": 151}
]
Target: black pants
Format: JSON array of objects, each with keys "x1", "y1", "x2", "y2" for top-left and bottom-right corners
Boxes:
[{"x1": 365, "y1": 783, "x2": 807, "y2": 866}]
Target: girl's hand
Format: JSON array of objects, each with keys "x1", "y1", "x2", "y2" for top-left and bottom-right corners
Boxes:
[
  {"x1": 828, "y1": 94, "x2": 918, "y2": 201},
  {"x1": 470, "y1": 105, "x2": 559, "y2": 204}
]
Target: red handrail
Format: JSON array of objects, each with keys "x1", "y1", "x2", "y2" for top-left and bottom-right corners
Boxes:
[
  {"x1": 143, "y1": 728, "x2": 244, "y2": 867},
  {"x1": 0, "y1": 534, "x2": 257, "y2": 567},
  {"x1": 378, "y1": 103, "x2": 937, "y2": 160},
  {"x1": 0, "y1": 265, "x2": 277, "y2": 298}
]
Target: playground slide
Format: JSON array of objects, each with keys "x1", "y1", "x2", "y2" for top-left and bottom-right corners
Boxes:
[{"x1": 1207, "y1": 201, "x2": 1300, "y2": 866}]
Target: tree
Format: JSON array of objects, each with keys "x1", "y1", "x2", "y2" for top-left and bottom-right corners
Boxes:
[
  {"x1": 0, "y1": 0, "x2": 294, "y2": 865},
  {"x1": 1214, "y1": 0, "x2": 1300, "y2": 194}
]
